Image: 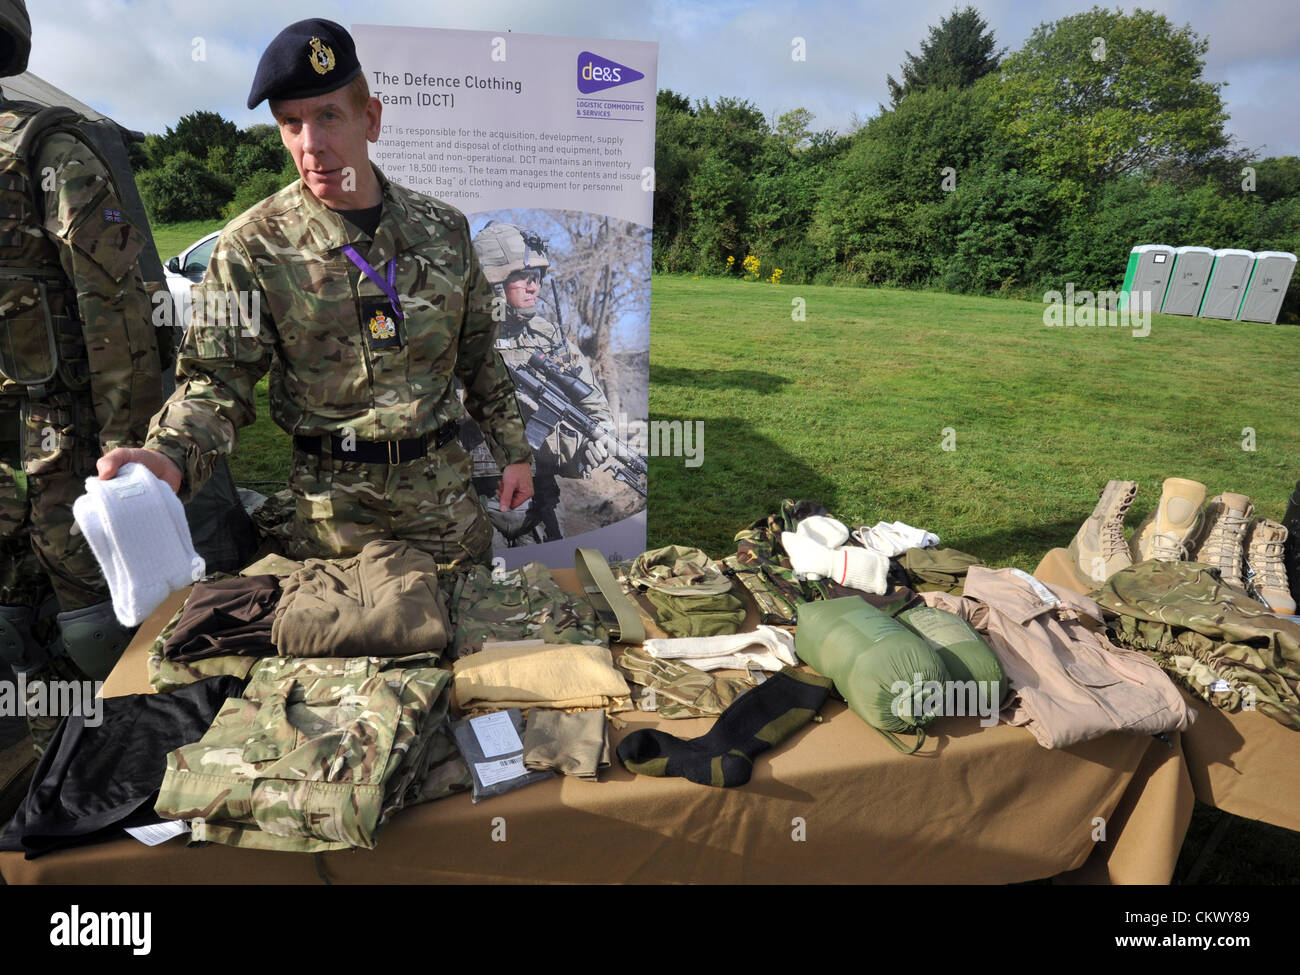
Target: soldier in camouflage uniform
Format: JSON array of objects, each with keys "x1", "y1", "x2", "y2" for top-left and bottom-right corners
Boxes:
[
  {"x1": 99, "y1": 19, "x2": 532, "y2": 572},
  {"x1": 0, "y1": 0, "x2": 162, "y2": 726},
  {"x1": 466, "y1": 222, "x2": 617, "y2": 545}
]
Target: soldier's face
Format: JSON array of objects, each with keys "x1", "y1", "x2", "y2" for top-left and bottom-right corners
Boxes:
[
  {"x1": 504, "y1": 271, "x2": 541, "y2": 309},
  {"x1": 271, "y1": 91, "x2": 382, "y2": 206}
]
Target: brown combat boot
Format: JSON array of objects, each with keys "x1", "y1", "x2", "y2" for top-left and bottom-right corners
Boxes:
[
  {"x1": 1190, "y1": 492, "x2": 1254, "y2": 590},
  {"x1": 1245, "y1": 518, "x2": 1296, "y2": 614},
  {"x1": 1068, "y1": 480, "x2": 1137, "y2": 584},
  {"x1": 1131, "y1": 477, "x2": 1207, "y2": 562}
]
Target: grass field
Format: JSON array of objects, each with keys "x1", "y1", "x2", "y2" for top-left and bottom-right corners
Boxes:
[
  {"x1": 152, "y1": 238, "x2": 1300, "y2": 883},
  {"x1": 645, "y1": 275, "x2": 1300, "y2": 560},
  {"x1": 151, "y1": 219, "x2": 226, "y2": 266}
]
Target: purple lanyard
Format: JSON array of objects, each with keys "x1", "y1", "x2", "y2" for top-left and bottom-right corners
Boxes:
[{"x1": 342, "y1": 245, "x2": 404, "y2": 319}]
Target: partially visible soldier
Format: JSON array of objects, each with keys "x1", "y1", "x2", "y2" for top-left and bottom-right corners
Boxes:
[
  {"x1": 0, "y1": 0, "x2": 163, "y2": 748},
  {"x1": 467, "y1": 223, "x2": 617, "y2": 544}
]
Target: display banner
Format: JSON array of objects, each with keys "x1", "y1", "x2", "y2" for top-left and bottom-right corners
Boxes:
[{"x1": 353, "y1": 24, "x2": 657, "y2": 569}]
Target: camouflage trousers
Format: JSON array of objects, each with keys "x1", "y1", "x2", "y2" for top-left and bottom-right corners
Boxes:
[
  {"x1": 287, "y1": 438, "x2": 493, "y2": 574},
  {"x1": 155, "y1": 653, "x2": 468, "y2": 853},
  {"x1": 0, "y1": 389, "x2": 108, "y2": 611}
]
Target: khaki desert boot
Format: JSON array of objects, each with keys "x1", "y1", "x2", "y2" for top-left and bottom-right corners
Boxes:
[
  {"x1": 1068, "y1": 479, "x2": 1137, "y2": 584},
  {"x1": 1190, "y1": 492, "x2": 1254, "y2": 590},
  {"x1": 1245, "y1": 518, "x2": 1296, "y2": 614},
  {"x1": 1131, "y1": 477, "x2": 1207, "y2": 562}
]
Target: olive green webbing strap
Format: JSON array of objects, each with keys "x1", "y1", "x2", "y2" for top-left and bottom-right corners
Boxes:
[
  {"x1": 874, "y1": 725, "x2": 925, "y2": 755},
  {"x1": 574, "y1": 547, "x2": 645, "y2": 645}
]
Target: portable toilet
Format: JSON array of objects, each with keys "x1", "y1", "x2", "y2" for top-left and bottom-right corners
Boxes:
[
  {"x1": 1120, "y1": 244, "x2": 1175, "y2": 313},
  {"x1": 1199, "y1": 249, "x2": 1255, "y2": 319},
  {"x1": 1160, "y1": 246, "x2": 1215, "y2": 316},
  {"x1": 1236, "y1": 251, "x2": 1297, "y2": 324}
]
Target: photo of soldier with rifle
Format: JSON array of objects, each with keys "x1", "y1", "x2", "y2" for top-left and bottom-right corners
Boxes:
[{"x1": 464, "y1": 219, "x2": 646, "y2": 547}]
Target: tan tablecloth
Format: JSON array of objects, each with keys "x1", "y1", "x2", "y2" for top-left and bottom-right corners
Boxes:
[
  {"x1": 0, "y1": 568, "x2": 1192, "y2": 884},
  {"x1": 1034, "y1": 547, "x2": 1300, "y2": 832}
]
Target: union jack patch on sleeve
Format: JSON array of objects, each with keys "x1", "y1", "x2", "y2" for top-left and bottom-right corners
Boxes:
[{"x1": 103, "y1": 208, "x2": 123, "y2": 223}]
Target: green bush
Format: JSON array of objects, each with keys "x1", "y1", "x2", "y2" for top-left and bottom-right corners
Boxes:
[
  {"x1": 138, "y1": 151, "x2": 233, "y2": 222},
  {"x1": 221, "y1": 169, "x2": 297, "y2": 220}
]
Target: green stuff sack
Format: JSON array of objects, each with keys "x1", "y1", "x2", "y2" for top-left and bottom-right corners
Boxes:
[
  {"x1": 795, "y1": 597, "x2": 950, "y2": 754},
  {"x1": 898, "y1": 605, "x2": 1007, "y2": 717},
  {"x1": 628, "y1": 545, "x2": 747, "y2": 638}
]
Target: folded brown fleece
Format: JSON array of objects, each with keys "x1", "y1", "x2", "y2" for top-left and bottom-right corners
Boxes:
[{"x1": 271, "y1": 539, "x2": 449, "y2": 657}]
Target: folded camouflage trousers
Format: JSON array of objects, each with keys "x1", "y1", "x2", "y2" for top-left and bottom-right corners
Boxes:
[{"x1": 155, "y1": 654, "x2": 465, "y2": 852}]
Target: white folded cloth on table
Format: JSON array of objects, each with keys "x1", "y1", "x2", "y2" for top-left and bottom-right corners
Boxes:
[{"x1": 643, "y1": 625, "x2": 799, "y2": 672}]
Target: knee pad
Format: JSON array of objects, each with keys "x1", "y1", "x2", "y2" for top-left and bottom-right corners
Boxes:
[
  {"x1": 0, "y1": 603, "x2": 48, "y2": 672},
  {"x1": 56, "y1": 601, "x2": 133, "y2": 681}
]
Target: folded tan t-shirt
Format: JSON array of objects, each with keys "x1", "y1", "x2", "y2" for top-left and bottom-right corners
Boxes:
[{"x1": 453, "y1": 640, "x2": 632, "y2": 713}]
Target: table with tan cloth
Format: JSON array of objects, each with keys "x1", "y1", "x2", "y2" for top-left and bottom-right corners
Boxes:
[
  {"x1": 1035, "y1": 546, "x2": 1300, "y2": 833},
  {"x1": 0, "y1": 571, "x2": 1193, "y2": 884}
]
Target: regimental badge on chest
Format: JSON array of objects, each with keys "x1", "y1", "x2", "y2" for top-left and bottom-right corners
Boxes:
[
  {"x1": 362, "y1": 299, "x2": 403, "y2": 351},
  {"x1": 370, "y1": 310, "x2": 396, "y2": 340}
]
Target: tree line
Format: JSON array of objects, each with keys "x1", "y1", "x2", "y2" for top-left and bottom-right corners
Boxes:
[
  {"x1": 134, "y1": 6, "x2": 1300, "y2": 319},
  {"x1": 654, "y1": 6, "x2": 1299, "y2": 319}
]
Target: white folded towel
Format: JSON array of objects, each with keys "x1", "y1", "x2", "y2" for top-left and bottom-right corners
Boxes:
[
  {"x1": 643, "y1": 625, "x2": 799, "y2": 672},
  {"x1": 72, "y1": 462, "x2": 204, "y2": 626}
]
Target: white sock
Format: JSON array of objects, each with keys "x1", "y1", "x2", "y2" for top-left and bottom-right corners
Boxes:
[
  {"x1": 73, "y1": 462, "x2": 204, "y2": 626},
  {"x1": 851, "y1": 521, "x2": 941, "y2": 557},
  {"x1": 643, "y1": 625, "x2": 799, "y2": 672},
  {"x1": 781, "y1": 531, "x2": 889, "y2": 594},
  {"x1": 795, "y1": 515, "x2": 849, "y2": 549}
]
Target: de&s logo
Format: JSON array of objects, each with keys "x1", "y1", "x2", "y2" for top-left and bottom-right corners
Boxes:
[{"x1": 576, "y1": 51, "x2": 645, "y2": 94}]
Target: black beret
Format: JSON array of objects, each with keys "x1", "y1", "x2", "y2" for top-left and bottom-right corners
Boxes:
[{"x1": 247, "y1": 18, "x2": 362, "y2": 110}]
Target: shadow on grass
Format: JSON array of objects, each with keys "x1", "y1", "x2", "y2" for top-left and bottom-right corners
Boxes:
[
  {"x1": 647, "y1": 413, "x2": 842, "y2": 556},
  {"x1": 946, "y1": 519, "x2": 1086, "y2": 567},
  {"x1": 650, "y1": 366, "x2": 791, "y2": 395}
]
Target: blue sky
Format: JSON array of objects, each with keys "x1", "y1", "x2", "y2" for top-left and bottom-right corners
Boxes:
[{"x1": 24, "y1": 0, "x2": 1300, "y2": 157}]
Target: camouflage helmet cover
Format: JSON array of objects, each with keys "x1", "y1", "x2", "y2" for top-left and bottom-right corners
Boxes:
[
  {"x1": 0, "y1": 0, "x2": 30, "y2": 78},
  {"x1": 473, "y1": 222, "x2": 550, "y2": 286}
]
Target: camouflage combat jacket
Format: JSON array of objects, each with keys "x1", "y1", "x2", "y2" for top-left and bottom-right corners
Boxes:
[
  {"x1": 154, "y1": 653, "x2": 464, "y2": 853},
  {"x1": 0, "y1": 100, "x2": 160, "y2": 448},
  {"x1": 145, "y1": 166, "x2": 532, "y2": 499},
  {"x1": 1093, "y1": 560, "x2": 1300, "y2": 729}
]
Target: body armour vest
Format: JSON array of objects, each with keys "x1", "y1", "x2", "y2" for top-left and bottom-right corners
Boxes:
[{"x1": 0, "y1": 100, "x2": 95, "y2": 394}]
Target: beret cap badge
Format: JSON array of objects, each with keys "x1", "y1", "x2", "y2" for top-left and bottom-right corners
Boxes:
[{"x1": 308, "y1": 36, "x2": 336, "y2": 75}]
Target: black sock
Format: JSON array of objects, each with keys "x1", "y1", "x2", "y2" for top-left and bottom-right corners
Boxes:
[{"x1": 617, "y1": 667, "x2": 831, "y2": 787}]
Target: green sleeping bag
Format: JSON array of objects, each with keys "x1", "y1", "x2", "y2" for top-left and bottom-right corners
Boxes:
[
  {"x1": 897, "y1": 605, "x2": 1007, "y2": 715},
  {"x1": 795, "y1": 597, "x2": 950, "y2": 754}
]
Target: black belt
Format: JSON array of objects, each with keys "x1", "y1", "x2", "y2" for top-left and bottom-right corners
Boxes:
[{"x1": 293, "y1": 420, "x2": 460, "y2": 465}]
